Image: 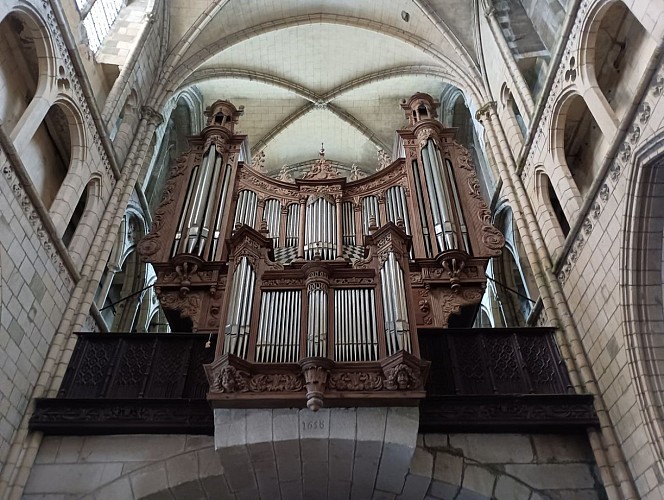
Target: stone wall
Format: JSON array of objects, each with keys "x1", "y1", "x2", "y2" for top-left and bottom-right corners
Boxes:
[{"x1": 23, "y1": 432, "x2": 602, "y2": 499}]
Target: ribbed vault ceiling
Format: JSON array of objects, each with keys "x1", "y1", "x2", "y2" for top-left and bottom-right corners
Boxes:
[{"x1": 167, "y1": 0, "x2": 481, "y2": 175}]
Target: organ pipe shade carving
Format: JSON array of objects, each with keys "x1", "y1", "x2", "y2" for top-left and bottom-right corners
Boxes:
[{"x1": 136, "y1": 94, "x2": 505, "y2": 412}]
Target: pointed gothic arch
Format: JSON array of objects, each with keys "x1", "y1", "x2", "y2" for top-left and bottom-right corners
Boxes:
[{"x1": 621, "y1": 135, "x2": 664, "y2": 479}]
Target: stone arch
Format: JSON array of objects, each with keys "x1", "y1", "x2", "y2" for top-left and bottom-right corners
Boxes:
[
  {"x1": 548, "y1": 91, "x2": 594, "y2": 219},
  {"x1": 20, "y1": 96, "x2": 85, "y2": 212},
  {"x1": 154, "y1": 15, "x2": 485, "y2": 114},
  {"x1": 492, "y1": 203, "x2": 536, "y2": 326},
  {"x1": 621, "y1": 134, "x2": 664, "y2": 479},
  {"x1": 579, "y1": 0, "x2": 655, "y2": 120},
  {"x1": 64, "y1": 175, "x2": 102, "y2": 267},
  {"x1": 499, "y1": 83, "x2": 527, "y2": 158},
  {"x1": 535, "y1": 168, "x2": 568, "y2": 258},
  {"x1": 97, "y1": 208, "x2": 149, "y2": 331},
  {"x1": 0, "y1": 5, "x2": 56, "y2": 137},
  {"x1": 24, "y1": 432, "x2": 600, "y2": 499}
]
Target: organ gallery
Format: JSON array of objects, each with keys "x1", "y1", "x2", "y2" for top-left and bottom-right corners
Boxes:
[{"x1": 137, "y1": 93, "x2": 505, "y2": 410}]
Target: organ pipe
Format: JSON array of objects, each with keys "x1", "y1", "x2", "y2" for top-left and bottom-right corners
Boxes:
[
  {"x1": 445, "y1": 158, "x2": 471, "y2": 252},
  {"x1": 334, "y1": 288, "x2": 378, "y2": 361},
  {"x1": 256, "y1": 290, "x2": 301, "y2": 362},
  {"x1": 411, "y1": 160, "x2": 433, "y2": 257},
  {"x1": 208, "y1": 163, "x2": 233, "y2": 259},
  {"x1": 342, "y1": 202, "x2": 356, "y2": 246},
  {"x1": 234, "y1": 190, "x2": 258, "y2": 229},
  {"x1": 385, "y1": 186, "x2": 411, "y2": 234},
  {"x1": 307, "y1": 285, "x2": 328, "y2": 357},
  {"x1": 304, "y1": 197, "x2": 336, "y2": 260},
  {"x1": 380, "y1": 252, "x2": 411, "y2": 355},
  {"x1": 362, "y1": 196, "x2": 380, "y2": 235},
  {"x1": 223, "y1": 257, "x2": 256, "y2": 359},
  {"x1": 263, "y1": 199, "x2": 281, "y2": 248},
  {"x1": 286, "y1": 203, "x2": 299, "y2": 247}
]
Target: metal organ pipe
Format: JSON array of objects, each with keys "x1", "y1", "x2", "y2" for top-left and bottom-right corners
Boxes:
[
  {"x1": 342, "y1": 202, "x2": 356, "y2": 246},
  {"x1": 411, "y1": 161, "x2": 433, "y2": 258},
  {"x1": 224, "y1": 257, "x2": 256, "y2": 359},
  {"x1": 334, "y1": 288, "x2": 377, "y2": 362},
  {"x1": 445, "y1": 158, "x2": 471, "y2": 252},
  {"x1": 185, "y1": 146, "x2": 223, "y2": 255},
  {"x1": 263, "y1": 199, "x2": 282, "y2": 248},
  {"x1": 286, "y1": 203, "x2": 299, "y2": 247},
  {"x1": 362, "y1": 196, "x2": 380, "y2": 235},
  {"x1": 380, "y1": 252, "x2": 411, "y2": 355},
  {"x1": 305, "y1": 197, "x2": 336, "y2": 260},
  {"x1": 306, "y1": 284, "x2": 328, "y2": 357},
  {"x1": 233, "y1": 190, "x2": 258, "y2": 229},
  {"x1": 422, "y1": 139, "x2": 460, "y2": 252},
  {"x1": 209, "y1": 163, "x2": 232, "y2": 259},
  {"x1": 385, "y1": 186, "x2": 411, "y2": 233},
  {"x1": 173, "y1": 168, "x2": 197, "y2": 256}
]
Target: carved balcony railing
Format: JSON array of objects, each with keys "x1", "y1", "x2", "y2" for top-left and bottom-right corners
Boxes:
[
  {"x1": 30, "y1": 333, "x2": 215, "y2": 434},
  {"x1": 418, "y1": 327, "x2": 598, "y2": 432},
  {"x1": 30, "y1": 328, "x2": 597, "y2": 435}
]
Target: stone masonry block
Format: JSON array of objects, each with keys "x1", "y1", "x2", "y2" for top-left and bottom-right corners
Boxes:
[
  {"x1": 128, "y1": 463, "x2": 168, "y2": 499},
  {"x1": 24, "y1": 464, "x2": 106, "y2": 494},
  {"x1": 433, "y1": 451, "x2": 463, "y2": 486},
  {"x1": 165, "y1": 451, "x2": 199, "y2": 488},
  {"x1": 79, "y1": 435, "x2": 186, "y2": 463},
  {"x1": 494, "y1": 474, "x2": 532, "y2": 499},
  {"x1": 531, "y1": 434, "x2": 593, "y2": 463},
  {"x1": 449, "y1": 434, "x2": 534, "y2": 464},
  {"x1": 462, "y1": 464, "x2": 496, "y2": 497},
  {"x1": 272, "y1": 408, "x2": 299, "y2": 442},
  {"x1": 504, "y1": 463, "x2": 595, "y2": 490},
  {"x1": 357, "y1": 407, "x2": 387, "y2": 443}
]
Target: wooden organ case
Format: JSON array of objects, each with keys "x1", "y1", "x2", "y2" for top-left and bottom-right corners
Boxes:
[{"x1": 138, "y1": 94, "x2": 505, "y2": 411}]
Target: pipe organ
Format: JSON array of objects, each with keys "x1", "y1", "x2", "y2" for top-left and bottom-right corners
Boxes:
[{"x1": 138, "y1": 94, "x2": 504, "y2": 411}]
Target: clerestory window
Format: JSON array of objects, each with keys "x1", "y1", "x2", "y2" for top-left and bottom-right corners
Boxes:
[{"x1": 76, "y1": 0, "x2": 123, "y2": 53}]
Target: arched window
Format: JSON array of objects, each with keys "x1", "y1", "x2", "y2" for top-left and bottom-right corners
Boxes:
[
  {"x1": 493, "y1": 206, "x2": 537, "y2": 326},
  {"x1": 63, "y1": 177, "x2": 101, "y2": 266},
  {"x1": 622, "y1": 151, "x2": 664, "y2": 471},
  {"x1": 593, "y1": 1, "x2": 652, "y2": 118},
  {"x1": 77, "y1": 0, "x2": 123, "y2": 53},
  {"x1": 0, "y1": 10, "x2": 51, "y2": 138},
  {"x1": 536, "y1": 171, "x2": 569, "y2": 257},
  {"x1": 500, "y1": 85, "x2": 527, "y2": 156},
  {"x1": 22, "y1": 103, "x2": 78, "y2": 209},
  {"x1": 110, "y1": 89, "x2": 139, "y2": 163},
  {"x1": 563, "y1": 95, "x2": 604, "y2": 197},
  {"x1": 546, "y1": 177, "x2": 570, "y2": 238}
]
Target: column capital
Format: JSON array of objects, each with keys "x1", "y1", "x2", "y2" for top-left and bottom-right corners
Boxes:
[
  {"x1": 140, "y1": 106, "x2": 164, "y2": 126},
  {"x1": 475, "y1": 101, "x2": 497, "y2": 122}
]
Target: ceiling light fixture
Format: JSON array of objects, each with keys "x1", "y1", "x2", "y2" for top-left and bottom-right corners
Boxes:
[{"x1": 401, "y1": 11, "x2": 410, "y2": 22}]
